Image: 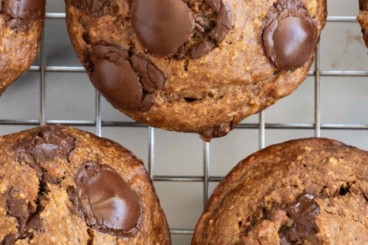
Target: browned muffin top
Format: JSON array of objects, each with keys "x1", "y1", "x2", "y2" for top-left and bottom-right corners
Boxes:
[
  {"x1": 0, "y1": 125, "x2": 170, "y2": 244},
  {"x1": 193, "y1": 138, "x2": 368, "y2": 244},
  {"x1": 358, "y1": 0, "x2": 368, "y2": 46},
  {"x1": 0, "y1": 0, "x2": 45, "y2": 94},
  {"x1": 66, "y1": 0, "x2": 326, "y2": 140}
]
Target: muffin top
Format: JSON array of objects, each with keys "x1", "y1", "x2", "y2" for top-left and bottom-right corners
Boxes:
[
  {"x1": 0, "y1": 125, "x2": 170, "y2": 244},
  {"x1": 0, "y1": 0, "x2": 45, "y2": 94},
  {"x1": 193, "y1": 138, "x2": 368, "y2": 244},
  {"x1": 358, "y1": 0, "x2": 368, "y2": 47},
  {"x1": 66, "y1": 0, "x2": 327, "y2": 140}
]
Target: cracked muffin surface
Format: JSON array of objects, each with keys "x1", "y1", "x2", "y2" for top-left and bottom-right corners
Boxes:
[
  {"x1": 65, "y1": 0, "x2": 327, "y2": 140},
  {"x1": 193, "y1": 138, "x2": 368, "y2": 244},
  {"x1": 0, "y1": 125, "x2": 170, "y2": 244},
  {"x1": 0, "y1": 0, "x2": 45, "y2": 94}
]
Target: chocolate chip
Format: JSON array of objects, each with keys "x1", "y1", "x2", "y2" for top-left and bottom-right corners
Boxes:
[
  {"x1": 88, "y1": 44, "x2": 166, "y2": 112},
  {"x1": 71, "y1": 0, "x2": 115, "y2": 17},
  {"x1": 2, "y1": 234, "x2": 16, "y2": 245},
  {"x1": 74, "y1": 162, "x2": 142, "y2": 236},
  {"x1": 91, "y1": 52, "x2": 143, "y2": 110},
  {"x1": 131, "y1": 0, "x2": 194, "y2": 57},
  {"x1": 189, "y1": 41, "x2": 215, "y2": 60},
  {"x1": 279, "y1": 193, "x2": 320, "y2": 244},
  {"x1": 4, "y1": 186, "x2": 45, "y2": 243},
  {"x1": 6, "y1": 188, "x2": 32, "y2": 232},
  {"x1": 2, "y1": 0, "x2": 45, "y2": 31},
  {"x1": 208, "y1": 0, "x2": 232, "y2": 43},
  {"x1": 262, "y1": 0, "x2": 317, "y2": 70},
  {"x1": 200, "y1": 123, "x2": 232, "y2": 141},
  {"x1": 15, "y1": 126, "x2": 75, "y2": 183},
  {"x1": 130, "y1": 55, "x2": 166, "y2": 92},
  {"x1": 131, "y1": 0, "x2": 232, "y2": 59},
  {"x1": 17, "y1": 127, "x2": 75, "y2": 164},
  {"x1": 188, "y1": 0, "x2": 232, "y2": 59}
]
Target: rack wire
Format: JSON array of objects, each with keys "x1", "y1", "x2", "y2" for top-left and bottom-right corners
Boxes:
[{"x1": 0, "y1": 7, "x2": 365, "y2": 239}]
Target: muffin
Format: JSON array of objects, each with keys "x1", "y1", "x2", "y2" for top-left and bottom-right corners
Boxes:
[
  {"x1": 0, "y1": 125, "x2": 170, "y2": 244},
  {"x1": 358, "y1": 0, "x2": 368, "y2": 46},
  {"x1": 193, "y1": 138, "x2": 368, "y2": 244},
  {"x1": 65, "y1": 0, "x2": 327, "y2": 141},
  {"x1": 0, "y1": 0, "x2": 45, "y2": 94}
]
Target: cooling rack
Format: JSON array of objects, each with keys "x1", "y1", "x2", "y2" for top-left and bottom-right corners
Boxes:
[{"x1": 0, "y1": 1, "x2": 366, "y2": 243}]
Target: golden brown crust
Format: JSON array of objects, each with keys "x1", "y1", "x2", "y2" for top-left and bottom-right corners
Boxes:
[
  {"x1": 193, "y1": 138, "x2": 368, "y2": 244},
  {"x1": 0, "y1": 125, "x2": 170, "y2": 244},
  {"x1": 0, "y1": 2, "x2": 45, "y2": 94},
  {"x1": 65, "y1": 0, "x2": 327, "y2": 140},
  {"x1": 358, "y1": 0, "x2": 368, "y2": 46}
]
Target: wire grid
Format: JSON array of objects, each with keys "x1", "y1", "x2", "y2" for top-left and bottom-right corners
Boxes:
[{"x1": 0, "y1": 11, "x2": 365, "y2": 237}]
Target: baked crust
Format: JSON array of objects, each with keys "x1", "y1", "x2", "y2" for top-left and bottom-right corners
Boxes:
[
  {"x1": 193, "y1": 138, "x2": 368, "y2": 244},
  {"x1": 0, "y1": 0, "x2": 45, "y2": 94},
  {"x1": 0, "y1": 125, "x2": 170, "y2": 244},
  {"x1": 358, "y1": 0, "x2": 368, "y2": 46},
  {"x1": 65, "y1": 0, "x2": 327, "y2": 140}
]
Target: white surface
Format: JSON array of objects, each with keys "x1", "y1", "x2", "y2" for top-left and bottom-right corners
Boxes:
[{"x1": 0, "y1": 1, "x2": 366, "y2": 244}]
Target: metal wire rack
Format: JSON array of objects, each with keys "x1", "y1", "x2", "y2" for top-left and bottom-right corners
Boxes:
[{"x1": 0, "y1": 3, "x2": 366, "y2": 241}]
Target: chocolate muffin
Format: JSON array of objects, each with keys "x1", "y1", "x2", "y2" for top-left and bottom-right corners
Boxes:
[
  {"x1": 65, "y1": 0, "x2": 326, "y2": 140},
  {"x1": 193, "y1": 138, "x2": 368, "y2": 244},
  {"x1": 0, "y1": 125, "x2": 170, "y2": 244},
  {"x1": 0, "y1": 0, "x2": 45, "y2": 94},
  {"x1": 358, "y1": 0, "x2": 368, "y2": 46}
]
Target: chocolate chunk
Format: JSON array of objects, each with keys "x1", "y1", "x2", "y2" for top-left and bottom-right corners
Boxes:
[
  {"x1": 17, "y1": 127, "x2": 75, "y2": 164},
  {"x1": 91, "y1": 51, "x2": 143, "y2": 110},
  {"x1": 190, "y1": 41, "x2": 215, "y2": 60},
  {"x1": 131, "y1": 55, "x2": 166, "y2": 92},
  {"x1": 74, "y1": 162, "x2": 142, "y2": 235},
  {"x1": 88, "y1": 44, "x2": 166, "y2": 112},
  {"x1": 5, "y1": 187, "x2": 45, "y2": 243},
  {"x1": 279, "y1": 193, "x2": 320, "y2": 244},
  {"x1": 71, "y1": 0, "x2": 114, "y2": 17},
  {"x1": 188, "y1": 0, "x2": 233, "y2": 59},
  {"x1": 131, "y1": 0, "x2": 194, "y2": 57},
  {"x1": 262, "y1": 1, "x2": 317, "y2": 70},
  {"x1": 34, "y1": 127, "x2": 75, "y2": 161},
  {"x1": 6, "y1": 188, "x2": 32, "y2": 232},
  {"x1": 15, "y1": 127, "x2": 75, "y2": 183},
  {"x1": 2, "y1": 0, "x2": 45, "y2": 30},
  {"x1": 208, "y1": 0, "x2": 232, "y2": 43},
  {"x1": 200, "y1": 123, "x2": 232, "y2": 141},
  {"x1": 2, "y1": 234, "x2": 16, "y2": 245}
]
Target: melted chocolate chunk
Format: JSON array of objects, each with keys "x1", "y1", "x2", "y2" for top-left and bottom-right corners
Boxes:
[
  {"x1": 279, "y1": 193, "x2": 320, "y2": 244},
  {"x1": 131, "y1": 0, "x2": 194, "y2": 57},
  {"x1": 2, "y1": 234, "x2": 16, "y2": 245},
  {"x1": 15, "y1": 126, "x2": 75, "y2": 183},
  {"x1": 188, "y1": 0, "x2": 232, "y2": 59},
  {"x1": 207, "y1": 0, "x2": 232, "y2": 43},
  {"x1": 17, "y1": 127, "x2": 75, "y2": 165},
  {"x1": 88, "y1": 44, "x2": 166, "y2": 112},
  {"x1": 4, "y1": 128, "x2": 66, "y2": 244},
  {"x1": 130, "y1": 0, "x2": 232, "y2": 59},
  {"x1": 92, "y1": 50, "x2": 143, "y2": 110},
  {"x1": 1, "y1": 0, "x2": 45, "y2": 31},
  {"x1": 73, "y1": 162, "x2": 142, "y2": 236},
  {"x1": 200, "y1": 122, "x2": 232, "y2": 141},
  {"x1": 71, "y1": 0, "x2": 115, "y2": 17},
  {"x1": 5, "y1": 188, "x2": 45, "y2": 242},
  {"x1": 262, "y1": 0, "x2": 317, "y2": 70},
  {"x1": 189, "y1": 40, "x2": 215, "y2": 60}
]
